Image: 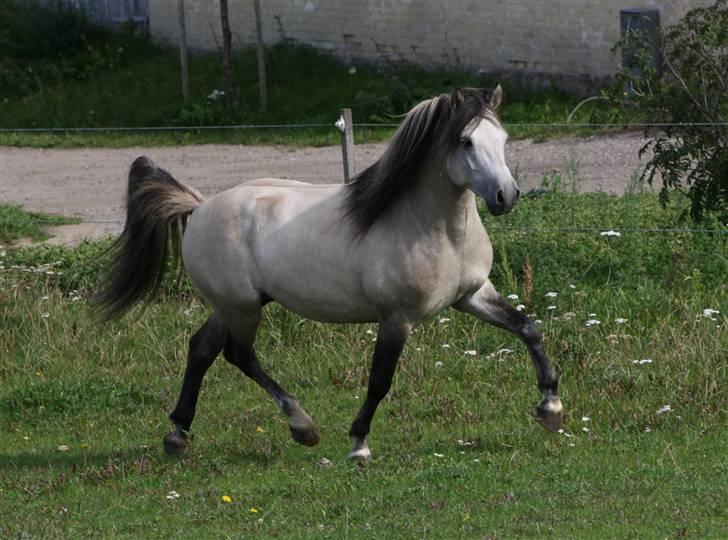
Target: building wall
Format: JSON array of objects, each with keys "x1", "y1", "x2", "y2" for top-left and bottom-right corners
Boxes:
[{"x1": 149, "y1": 0, "x2": 711, "y2": 91}]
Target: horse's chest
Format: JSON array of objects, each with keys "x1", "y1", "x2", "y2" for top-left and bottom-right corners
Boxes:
[{"x1": 363, "y1": 239, "x2": 465, "y2": 316}]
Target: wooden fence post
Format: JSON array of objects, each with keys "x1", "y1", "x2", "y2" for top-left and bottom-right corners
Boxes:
[
  {"x1": 253, "y1": 0, "x2": 268, "y2": 113},
  {"x1": 177, "y1": 0, "x2": 189, "y2": 103},
  {"x1": 339, "y1": 108, "x2": 355, "y2": 183}
]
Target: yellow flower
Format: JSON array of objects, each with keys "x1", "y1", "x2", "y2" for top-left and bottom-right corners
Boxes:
[
  {"x1": 256, "y1": 426, "x2": 264, "y2": 433},
  {"x1": 221, "y1": 495, "x2": 232, "y2": 503},
  {"x1": 249, "y1": 507, "x2": 258, "y2": 513}
]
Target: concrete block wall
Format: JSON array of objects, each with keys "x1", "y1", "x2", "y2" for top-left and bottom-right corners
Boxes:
[{"x1": 150, "y1": 0, "x2": 711, "y2": 92}]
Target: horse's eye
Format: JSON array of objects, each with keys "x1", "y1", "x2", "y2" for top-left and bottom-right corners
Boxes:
[{"x1": 461, "y1": 138, "x2": 473, "y2": 148}]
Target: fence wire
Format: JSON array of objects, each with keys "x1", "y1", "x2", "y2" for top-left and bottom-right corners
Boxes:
[
  {"x1": 0, "y1": 121, "x2": 727, "y2": 133},
  {"x1": 1, "y1": 218, "x2": 726, "y2": 236}
]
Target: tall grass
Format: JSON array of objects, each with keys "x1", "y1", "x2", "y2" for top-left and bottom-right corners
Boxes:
[{"x1": 1, "y1": 193, "x2": 725, "y2": 537}]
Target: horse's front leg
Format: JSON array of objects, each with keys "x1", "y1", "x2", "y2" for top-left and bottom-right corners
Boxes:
[
  {"x1": 348, "y1": 318, "x2": 412, "y2": 460},
  {"x1": 455, "y1": 281, "x2": 563, "y2": 431}
]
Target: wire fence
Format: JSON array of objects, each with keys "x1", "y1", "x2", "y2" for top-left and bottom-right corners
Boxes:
[
  {"x1": 1, "y1": 218, "x2": 726, "y2": 236},
  {"x1": 0, "y1": 121, "x2": 727, "y2": 133}
]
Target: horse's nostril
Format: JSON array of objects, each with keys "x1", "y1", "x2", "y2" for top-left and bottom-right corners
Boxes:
[
  {"x1": 496, "y1": 190, "x2": 505, "y2": 205},
  {"x1": 516, "y1": 189, "x2": 521, "y2": 200}
]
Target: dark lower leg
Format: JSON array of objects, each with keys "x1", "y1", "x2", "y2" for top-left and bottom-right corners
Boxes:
[
  {"x1": 456, "y1": 287, "x2": 562, "y2": 431},
  {"x1": 348, "y1": 320, "x2": 411, "y2": 459},
  {"x1": 516, "y1": 314, "x2": 562, "y2": 431},
  {"x1": 224, "y1": 337, "x2": 319, "y2": 447},
  {"x1": 165, "y1": 315, "x2": 227, "y2": 454}
]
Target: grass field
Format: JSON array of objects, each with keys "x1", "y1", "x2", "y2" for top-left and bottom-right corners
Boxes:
[{"x1": 1, "y1": 190, "x2": 726, "y2": 538}]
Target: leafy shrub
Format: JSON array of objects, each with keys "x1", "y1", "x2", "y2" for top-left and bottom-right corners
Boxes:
[{"x1": 607, "y1": 0, "x2": 727, "y2": 221}]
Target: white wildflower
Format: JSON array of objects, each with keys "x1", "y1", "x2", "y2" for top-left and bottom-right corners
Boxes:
[
  {"x1": 581, "y1": 416, "x2": 590, "y2": 422},
  {"x1": 166, "y1": 490, "x2": 181, "y2": 500},
  {"x1": 584, "y1": 319, "x2": 600, "y2": 327},
  {"x1": 506, "y1": 294, "x2": 519, "y2": 300},
  {"x1": 434, "y1": 361, "x2": 444, "y2": 368},
  {"x1": 615, "y1": 318, "x2": 628, "y2": 324},
  {"x1": 488, "y1": 348, "x2": 514, "y2": 359},
  {"x1": 515, "y1": 304, "x2": 526, "y2": 311},
  {"x1": 463, "y1": 350, "x2": 477, "y2": 356},
  {"x1": 433, "y1": 453, "x2": 444, "y2": 458},
  {"x1": 545, "y1": 292, "x2": 558, "y2": 298},
  {"x1": 441, "y1": 344, "x2": 450, "y2": 348},
  {"x1": 632, "y1": 358, "x2": 652, "y2": 365},
  {"x1": 547, "y1": 305, "x2": 556, "y2": 310},
  {"x1": 656, "y1": 405, "x2": 672, "y2": 415},
  {"x1": 600, "y1": 230, "x2": 621, "y2": 237},
  {"x1": 438, "y1": 318, "x2": 451, "y2": 324}
]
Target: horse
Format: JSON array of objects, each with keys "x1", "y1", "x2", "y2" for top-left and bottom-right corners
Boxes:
[{"x1": 94, "y1": 86, "x2": 563, "y2": 461}]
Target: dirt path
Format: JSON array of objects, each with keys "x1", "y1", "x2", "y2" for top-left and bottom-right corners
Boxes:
[{"x1": 0, "y1": 132, "x2": 652, "y2": 245}]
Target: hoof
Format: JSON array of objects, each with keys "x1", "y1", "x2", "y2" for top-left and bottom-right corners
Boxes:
[
  {"x1": 290, "y1": 425, "x2": 320, "y2": 447},
  {"x1": 163, "y1": 428, "x2": 191, "y2": 456},
  {"x1": 536, "y1": 406, "x2": 564, "y2": 432},
  {"x1": 346, "y1": 447, "x2": 372, "y2": 462},
  {"x1": 346, "y1": 436, "x2": 371, "y2": 461}
]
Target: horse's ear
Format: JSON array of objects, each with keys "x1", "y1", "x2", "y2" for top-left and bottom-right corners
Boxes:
[
  {"x1": 449, "y1": 87, "x2": 465, "y2": 110},
  {"x1": 488, "y1": 84, "x2": 503, "y2": 110}
]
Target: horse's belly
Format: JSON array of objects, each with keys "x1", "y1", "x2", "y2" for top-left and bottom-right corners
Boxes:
[
  {"x1": 272, "y1": 291, "x2": 378, "y2": 323},
  {"x1": 260, "y1": 262, "x2": 377, "y2": 323}
]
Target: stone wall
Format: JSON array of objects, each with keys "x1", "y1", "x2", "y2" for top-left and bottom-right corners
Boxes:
[{"x1": 149, "y1": 0, "x2": 711, "y2": 92}]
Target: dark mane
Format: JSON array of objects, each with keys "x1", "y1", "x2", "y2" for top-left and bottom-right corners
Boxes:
[{"x1": 344, "y1": 87, "x2": 495, "y2": 235}]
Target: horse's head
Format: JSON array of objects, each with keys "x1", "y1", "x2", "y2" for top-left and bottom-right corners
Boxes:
[{"x1": 445, "y1": 85, "x2": 519, "y2": 215}]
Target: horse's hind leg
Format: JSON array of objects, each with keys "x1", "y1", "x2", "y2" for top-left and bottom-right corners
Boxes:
[
  {"x1": 455, "y1": 281, "x2": 563, "y2": 432},
  {"x1": 165, "y1": 314, "x2": 227, "y2": 455},
  {"x1": 223, "y1": 314, "x2": 319, "y2": 447}
]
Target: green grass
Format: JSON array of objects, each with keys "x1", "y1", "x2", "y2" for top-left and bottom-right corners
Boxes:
[
  {"x1": 1, "y1": 192, "x2": 726, "y2": 537},
  {"x1": 1, "y1": 31, "x2": 620, "y2": 148},
  {"x1": 0, "y1": 204, "x2": 80, "y2": 243}
]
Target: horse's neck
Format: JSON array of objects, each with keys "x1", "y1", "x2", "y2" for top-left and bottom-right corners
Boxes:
[{"x1": 406, "y1": 164, "x2": 475, "y2": 240}]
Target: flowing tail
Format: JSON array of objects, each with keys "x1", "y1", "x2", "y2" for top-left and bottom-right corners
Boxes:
[{"x1": 93, "y1": 156, "x2": 205, "y2": 321}]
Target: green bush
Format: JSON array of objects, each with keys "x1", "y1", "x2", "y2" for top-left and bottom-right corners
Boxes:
[{"x1": 607, "y1": 0, "x2": 728, "y2": 221}]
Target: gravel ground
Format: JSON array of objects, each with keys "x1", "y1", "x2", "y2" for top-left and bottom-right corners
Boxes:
[{"x1": 0, "y1": 131, "x2": 653, "y2": 245}]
